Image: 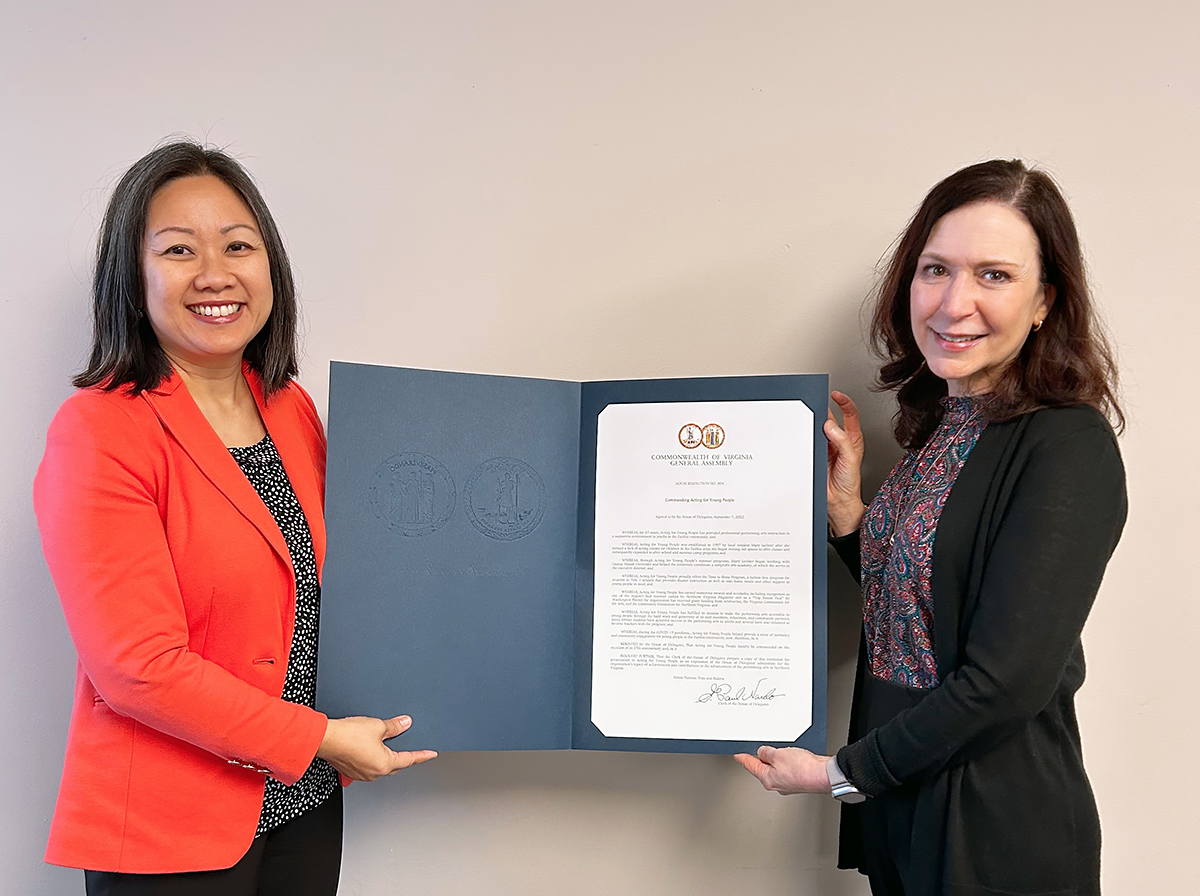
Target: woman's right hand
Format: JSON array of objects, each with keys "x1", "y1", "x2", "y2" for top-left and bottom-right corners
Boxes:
[
  {"x1": 316, "y1": 715, "x2": 437, "y2": 782},
  {"x1": 824, "y1": 390, "x2": 866, "y2": 536}
]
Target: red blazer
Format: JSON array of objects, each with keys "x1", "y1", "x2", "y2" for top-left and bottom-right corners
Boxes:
[{"x1": 34, "y1": 366, "x2": 330, "y2": 873}]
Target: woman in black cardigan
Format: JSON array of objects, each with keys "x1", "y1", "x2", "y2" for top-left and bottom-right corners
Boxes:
[{"x1": 735, "y1": 160, "x2": 1126, "y2": 896}]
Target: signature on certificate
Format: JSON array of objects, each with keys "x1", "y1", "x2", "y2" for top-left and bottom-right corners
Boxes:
[{"x1": 696, "y1": 678, "x2": 784, "y2": 704}]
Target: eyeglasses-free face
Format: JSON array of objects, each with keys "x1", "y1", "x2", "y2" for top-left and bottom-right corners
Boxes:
[
  {"x1": 142, "y1": 174, "x2": 274, "y2": 374},
  {"x1": 909, "y1": 201, "x2": 1053, "y2": 397}
]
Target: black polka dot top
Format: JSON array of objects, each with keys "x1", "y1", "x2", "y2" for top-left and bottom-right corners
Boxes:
[{"x1": 229, "y1": 433, "x2": 338, "y2": 836}]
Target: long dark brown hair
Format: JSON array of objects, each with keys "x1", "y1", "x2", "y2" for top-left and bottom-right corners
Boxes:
[
  {"x1": 75, "y1": 140, "x2": 299, "y2": 398},
  {"x1": 870, "y1": 159, "x2": 1123, "y2": 449}
]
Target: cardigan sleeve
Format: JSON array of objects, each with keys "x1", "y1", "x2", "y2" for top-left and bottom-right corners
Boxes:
[
  {"x1": 828, "y1": 530, "x2": 862, "y2": 584},
  {"x1": 837, "y1": 417, "x2": 1127, "y2": 795},
  {"x1": 34, "y1": 390, "x2": 328, "y2": 785}
]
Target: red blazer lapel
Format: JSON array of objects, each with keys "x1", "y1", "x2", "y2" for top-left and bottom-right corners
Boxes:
[
  {"x1": 248, "y1": 369, "x2": 327, "y2": 579},
  {"x1": 141, "y1": 370, "x2": 295, "y2": 580}
]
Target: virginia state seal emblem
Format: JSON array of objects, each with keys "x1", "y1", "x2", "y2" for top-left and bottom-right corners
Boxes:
[
  {"x1": 369, "y1": 452, "x2": 457, "y2": 536},
  {"x1": 464, "y1": 457, "x2": 546, "y2": 541}
]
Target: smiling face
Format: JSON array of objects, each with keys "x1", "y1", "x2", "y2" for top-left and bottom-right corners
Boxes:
[
  {"x1": 142, "y1": 174, "x2": 273, "y2": 372},
  {"x1": 910, "y1": 201, "x2": 1053, "y2": 397}
]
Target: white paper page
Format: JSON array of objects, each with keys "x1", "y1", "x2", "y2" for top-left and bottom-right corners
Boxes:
[{"x1": 591, "y1": 400, "x2": 813, "y2": 742}]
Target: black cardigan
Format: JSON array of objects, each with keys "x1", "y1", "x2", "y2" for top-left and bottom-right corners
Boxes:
[{"x1": 831, "y1": 406, "x2": 1127, "y2": 896}]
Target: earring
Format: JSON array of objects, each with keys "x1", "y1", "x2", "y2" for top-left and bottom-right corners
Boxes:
[{"x1": 1032, "y1": 319, "x2": 1044, "y2": 332}]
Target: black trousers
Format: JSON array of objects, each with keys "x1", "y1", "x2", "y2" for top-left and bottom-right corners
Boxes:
[
  {"x1": 867, "y1": 870, "x2": 905, "y2": 896},
  {"x1": 859, "y1": 789, "x2": 915, "y2": 896},
  {"x1": 84, "y1": 788, "x2": 342, "y2": 896},
  {"x1": 843, "y1": 670, "x2": 931, "y2": 896}
]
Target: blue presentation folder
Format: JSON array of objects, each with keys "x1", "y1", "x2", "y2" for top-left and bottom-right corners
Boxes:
[{"x1": 316, "y1": 362, "x2": 828, "y2": 754}]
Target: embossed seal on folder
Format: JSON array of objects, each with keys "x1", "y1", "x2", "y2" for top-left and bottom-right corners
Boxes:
[
  {"x1": 464, "y1": 457, "x2": 546, "y2": 541},
  {"x1": 370, "y1": 452, "x2": 456, "y2": 536}
]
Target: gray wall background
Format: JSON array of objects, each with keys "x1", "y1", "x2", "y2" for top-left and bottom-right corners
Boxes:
[{"x1": 3, "y1": 2, "x2": 1196, "y2": 893}]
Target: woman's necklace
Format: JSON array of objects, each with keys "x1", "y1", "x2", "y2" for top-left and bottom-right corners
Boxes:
[{"x1": 888, "y1": 407, "x2": 982, "y2": 547}]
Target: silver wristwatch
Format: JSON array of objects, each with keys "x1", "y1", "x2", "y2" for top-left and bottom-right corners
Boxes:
[{"x1": 826, "y1": 756, "x2": 867, "y2": 804}]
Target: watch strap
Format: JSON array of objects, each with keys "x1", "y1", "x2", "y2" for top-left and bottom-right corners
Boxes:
[{"x1": 826, "y1": 755, "x2": 867, "y2": 804}]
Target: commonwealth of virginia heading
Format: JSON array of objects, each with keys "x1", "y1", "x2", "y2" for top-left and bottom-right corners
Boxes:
[{"x1": 649, "y1": 454, "x2": 755, "y2": 466}]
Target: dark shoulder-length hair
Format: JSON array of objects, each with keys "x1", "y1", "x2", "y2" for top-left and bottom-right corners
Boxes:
[
  {"x1": 74, "y1": 140, "x2": 299, "y2": 398},
  {"x1": 870, "y1": 159, "x2": 1123, "y2": 449}
]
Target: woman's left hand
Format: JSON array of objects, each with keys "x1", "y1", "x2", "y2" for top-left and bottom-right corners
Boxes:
[
  {"x1": 733, "y1": 746, "x2": 832, "y2": 795},
  {"x1": 317, "y1": 714, "x2": 437, "y2": 782}
]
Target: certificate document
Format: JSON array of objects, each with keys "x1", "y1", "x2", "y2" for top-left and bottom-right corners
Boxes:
[
  {"x1": 317, "y1": 362, "x2": 827, "y2": 754},
  {"x1": 591, "y1": 401, "x2": 812, "y2": 742}
]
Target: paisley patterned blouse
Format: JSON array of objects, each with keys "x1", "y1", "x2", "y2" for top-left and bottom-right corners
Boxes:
[{"x1": 860, "y1": 397, "x2": 986, "y2": 688}]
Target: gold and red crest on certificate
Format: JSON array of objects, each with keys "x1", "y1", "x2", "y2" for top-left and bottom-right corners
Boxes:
[{"x1": 678, "y1": 422, "x2": 725, "y2": 450}]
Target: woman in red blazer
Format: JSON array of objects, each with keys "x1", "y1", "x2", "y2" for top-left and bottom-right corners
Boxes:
[{"x1": 34, "y1": 142, "x2": 435, "y2": 895}]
